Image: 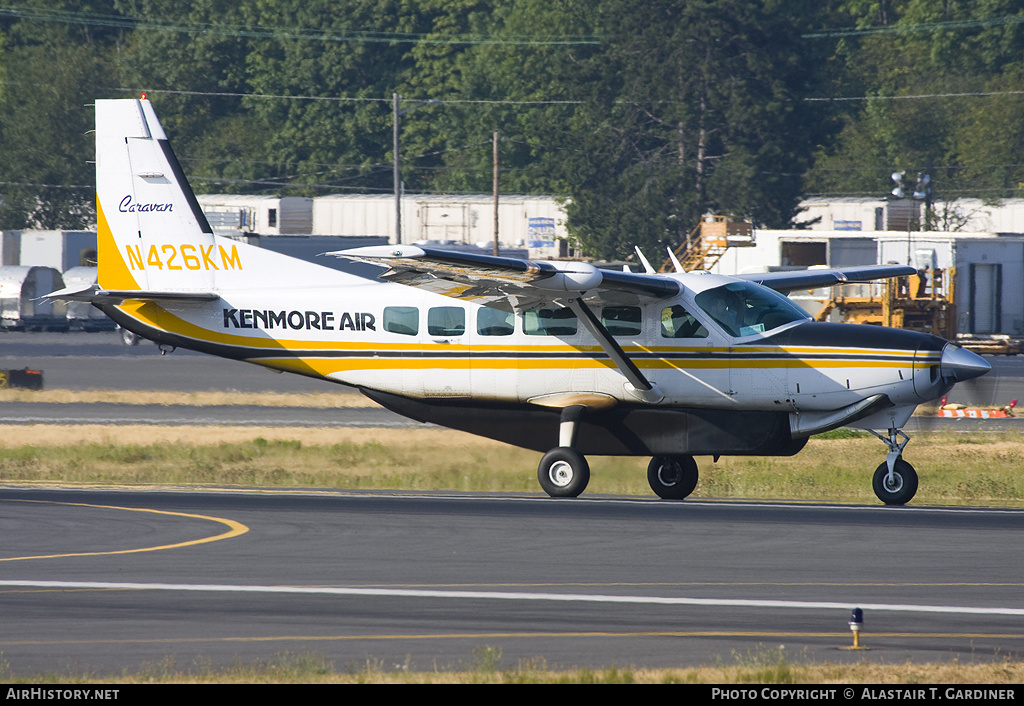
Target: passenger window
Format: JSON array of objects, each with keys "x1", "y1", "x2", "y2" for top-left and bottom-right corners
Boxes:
[
  {"x1": 428, "y1": 306, "x2": 465, "y2": 337},
  {"x1": 523, "y1": 307, "x2": 578, "y2": 336},
  {"x1": 477, "y1": 307, "x2": 514, "y2": 336},
  {"x1": 602, "y1": 306, "x2": 642, "y2": 336},
  {"x1": 383, "y1": 306, "x2": 419, "y2": 336},
  {"x1": 660, "y1": 304, "x2": 709, "y2": 338}
]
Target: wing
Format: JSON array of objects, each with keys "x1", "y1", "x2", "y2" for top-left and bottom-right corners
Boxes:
[
  {"x1": 327, "y1": 245, "x2": 680, "y2": 311},
  {"x1": 737, "y1": 264, "x2": 918, "y2": 293}
]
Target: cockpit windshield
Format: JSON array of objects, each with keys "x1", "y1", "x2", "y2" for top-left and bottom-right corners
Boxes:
[{"x1": 694, "y1": 281, "x2": 809, "y2": 338}]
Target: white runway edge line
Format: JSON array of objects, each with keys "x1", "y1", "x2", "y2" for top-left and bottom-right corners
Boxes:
[{"x1": 2, "y1": 580, "x2": 1023, "y2": 617}]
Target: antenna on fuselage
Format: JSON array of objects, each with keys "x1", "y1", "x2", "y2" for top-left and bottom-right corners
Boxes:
[
  {"x1": 666, "y1": 247, "x2": 684, "y2": 273},
  {"x1": 634, "y1": 246, "x2": 656, "y2": 275}
]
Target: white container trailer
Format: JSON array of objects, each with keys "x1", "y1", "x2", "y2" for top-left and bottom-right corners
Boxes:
[
  {"x1": 311, "y1": 194, "x2": 568, "y2": 248},
  {"x1": 0, "y1": 266, "x2": 67, "y2": 330},
  {"x1": 197, "y1": 195, "x2": 313, "y2": 235},
  {"x1": 312, "y1": 194, "x2": 398, "y2": 238},
  {"x1": 1, "y1": 231, "x2": 20, "y2": 266},
  {"x1": 14, "y1": 230, "x2": 96, "y2": 270}
]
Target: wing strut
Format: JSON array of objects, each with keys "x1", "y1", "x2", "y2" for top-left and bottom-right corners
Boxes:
[{"x1": 567, "y1": 298, "x2": 664, "y2": 403}]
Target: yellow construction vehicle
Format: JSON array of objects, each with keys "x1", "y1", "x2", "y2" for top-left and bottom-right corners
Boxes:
[{"x1": 815, "y1": 268, "x2": 956, "y2": 340}]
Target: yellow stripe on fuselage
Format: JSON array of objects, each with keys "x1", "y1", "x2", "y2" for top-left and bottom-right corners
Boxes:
[{"x1": 118, "y1": 303, "x2": 934, "y2": 378}]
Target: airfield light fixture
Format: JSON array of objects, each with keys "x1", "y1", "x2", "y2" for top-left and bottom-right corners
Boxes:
[{"x1": 848, "y1": 607, "x2": 865, "y2": 649}]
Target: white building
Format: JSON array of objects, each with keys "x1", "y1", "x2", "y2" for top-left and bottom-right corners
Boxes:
[{"x1": 796, "y1": 197, "x2": 1024, "y2": 234}]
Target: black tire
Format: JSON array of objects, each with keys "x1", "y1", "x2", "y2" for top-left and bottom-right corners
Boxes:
[
  {"x1": 872, "y1": 459, "x2": 918, "y2": 506},
  {"x1": 647, "y1": 455, "x2": 699, "y2": 499},
  {"x1": 537, "y1": 447, "x2": 590, "y2": 498}
]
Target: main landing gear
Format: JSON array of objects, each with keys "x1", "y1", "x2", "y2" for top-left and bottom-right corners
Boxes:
[
  {"x1": 537, "y1": 447, "x2": 590, "y2": 497},
  {"x1": 537, "y1": 406, "x2": 591, "y2": 497},
  {"x1": 867, "y1": 426, "x2": 918, "y2": 505},
  {"x1": 647, "y1": 456, "x2": 699, "y2": 499},
  {"x1": 536, "y1": 405, "x2": 700, "y2": 500}
]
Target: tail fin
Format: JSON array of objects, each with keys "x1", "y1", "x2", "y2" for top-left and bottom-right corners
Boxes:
[{"x1": 95, "y1": 99, "x2": 218, "y2": 294}]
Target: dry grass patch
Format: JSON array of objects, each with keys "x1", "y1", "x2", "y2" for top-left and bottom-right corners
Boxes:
[{"x1": 26, "y1": 650, "x2": 1024, "y2": 684}]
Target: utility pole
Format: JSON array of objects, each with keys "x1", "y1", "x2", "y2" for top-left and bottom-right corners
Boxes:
[
  {"x1": 493, "y1": 131, "x2": 499, "y2": 257},
  {"x1": 392, "y1": 94, "x2": 440, "y2": 246},
  {"x1": 393, "y1": 93, "x2": 401, "y2": 245}
]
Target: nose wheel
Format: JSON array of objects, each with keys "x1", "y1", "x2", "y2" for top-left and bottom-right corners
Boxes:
[
  {"x1": 872, "y1": 459, "x2": 918, "y2": 505},
  {"x1": 867, "y1": 426, "x2": 918, "y2": 505}
]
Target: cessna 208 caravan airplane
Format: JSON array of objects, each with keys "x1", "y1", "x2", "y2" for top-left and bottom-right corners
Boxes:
[{"x1": 53, "y1": 98, "x2": 991, "y2": 505}]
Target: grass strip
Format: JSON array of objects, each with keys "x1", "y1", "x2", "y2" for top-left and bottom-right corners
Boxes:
[{"x1": 0, "y1": 425, "x2": 1021, "y2": 506}]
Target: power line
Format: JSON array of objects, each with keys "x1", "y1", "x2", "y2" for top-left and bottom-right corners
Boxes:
[
  {"x1": 0, "y1": 6, "x2": 601, "y2": 46},
  {"x1": 803, "y1": 14, "x2": 1024, "y2": 39},
  {"x1": 805, "y1": 89, "x2": 1024, "y2": 101},
  {"x1": 118, "y1": 87, "x2": 583, "y2": 106}
]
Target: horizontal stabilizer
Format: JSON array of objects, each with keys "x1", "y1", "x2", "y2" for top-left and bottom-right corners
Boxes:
[{"x1": 47, "y1": 284, "x2": 218, "y2": 304}]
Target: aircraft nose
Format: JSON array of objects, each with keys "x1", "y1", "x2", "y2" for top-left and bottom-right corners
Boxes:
[{"x1": 940, "y1": 344, "x2": 991, "y2": 382}]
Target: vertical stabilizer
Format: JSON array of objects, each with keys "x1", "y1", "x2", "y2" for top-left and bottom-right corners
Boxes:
[{"x1": 95, "y1": 99, "x2": 217, "y2": 293}]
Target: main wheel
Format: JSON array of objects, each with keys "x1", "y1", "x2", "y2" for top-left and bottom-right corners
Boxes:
[
  {"x1": 872, "y1": 459, "x2": 918, "y2": 506},
  {"x1": 537, "y1": 447, "x2": 590, "y2": 498},
  {"x1": 647, "y1": 455, "x2": 699, "y2": 499}
]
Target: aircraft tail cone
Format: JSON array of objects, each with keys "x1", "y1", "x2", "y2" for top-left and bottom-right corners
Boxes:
[{"x1": 940, "y1": 344, "x2": 991, "y2": 383}]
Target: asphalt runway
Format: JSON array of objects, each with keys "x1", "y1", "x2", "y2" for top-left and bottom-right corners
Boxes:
[{"x1": 1, "y1": 487, "x2": 1023, "y2": 677}]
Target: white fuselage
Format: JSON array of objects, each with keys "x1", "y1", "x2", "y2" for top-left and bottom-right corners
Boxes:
[{"x1": 110, "y1": 237, "x2": 943, "y2": 418}]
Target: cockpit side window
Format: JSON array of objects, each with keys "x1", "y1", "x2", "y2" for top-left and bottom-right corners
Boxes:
[
  {"x1": 660, "y1": 304, "x2": 708, "y2": 339},
  {"x1": 694, "y1": 282, "x2": 808, "y2": 337}
]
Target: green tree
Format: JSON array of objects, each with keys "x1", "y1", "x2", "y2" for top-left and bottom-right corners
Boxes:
[
  {"x1": 457, "y1": 0, "x2": 827, "y2": 259},
  {"x1": 113, "y1": 0, "x2": 270, "y2": 194},
  {"x1": 0, "y1": 0, "x2": 127, "y2": 228},
  {"x1": 242, "y1": 0, "x2": 440, "y2": 196},
  {"x1": 807, "y1": 0, "x2": 1024, "y2": 207}
]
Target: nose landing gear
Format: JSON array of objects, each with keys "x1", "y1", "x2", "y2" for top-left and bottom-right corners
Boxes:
[{"x1": 867, "y1": 427, "x2": 918, "y2": 505}]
